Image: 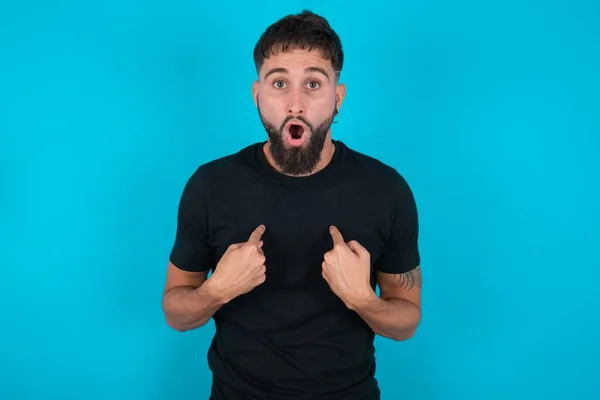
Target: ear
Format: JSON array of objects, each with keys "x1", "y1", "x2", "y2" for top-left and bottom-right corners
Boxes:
[
  {"x1": 335, "y1": 83, "x2": 346, "y2": 111},
  {"x1": 252, "y1": 80, "x2": 259, "y2": 107}
]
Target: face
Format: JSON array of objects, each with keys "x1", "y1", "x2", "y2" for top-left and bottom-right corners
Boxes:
[{"x1": 252, "y1": 48, "x2": 346, "y2": 175}]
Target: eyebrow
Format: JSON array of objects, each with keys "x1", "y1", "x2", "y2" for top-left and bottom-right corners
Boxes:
[{"x1": 263, "y1": 66, "x2": 331, "y2": 81}]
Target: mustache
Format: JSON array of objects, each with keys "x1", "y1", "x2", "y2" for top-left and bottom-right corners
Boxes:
[{"x1": 279, "y1": 115, "x2": 314, "y2": 132}]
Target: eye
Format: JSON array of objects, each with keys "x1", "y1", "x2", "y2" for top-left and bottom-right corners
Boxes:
[
  {"x1": 273, "y1": 80, "x2": 287, "y2": 89},
  {"x1": 306, "y1": 81, "x2": 320, "y2": 89}
]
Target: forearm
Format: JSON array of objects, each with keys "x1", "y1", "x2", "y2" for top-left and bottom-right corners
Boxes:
[
  {"x1": 162, "y1": 279, "x2": 226, "y2": 332},
  {"x1": 350, "y1": 294, "x2": 421, "y2": 341}
]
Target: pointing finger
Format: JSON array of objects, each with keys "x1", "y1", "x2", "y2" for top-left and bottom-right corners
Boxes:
[
  {"x1": 329, "y1": 225, "x2": 345, "y2": 246},
  {"x1": 248, "y1": 224, "x2": 266, "y2": 245}
]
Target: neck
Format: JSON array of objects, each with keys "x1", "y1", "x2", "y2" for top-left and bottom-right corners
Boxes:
[{"x1": 263, "y1": 135, "x2": 336, "y2": 177}]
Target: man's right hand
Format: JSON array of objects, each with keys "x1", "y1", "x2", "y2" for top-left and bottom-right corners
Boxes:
[{"x1": 208, "y1": 224, "x2": 267, "y2": 302}]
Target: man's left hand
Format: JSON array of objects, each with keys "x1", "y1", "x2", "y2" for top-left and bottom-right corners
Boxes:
[{"x1": 322, "y1": 226, "x2": 375, "y2": 309}]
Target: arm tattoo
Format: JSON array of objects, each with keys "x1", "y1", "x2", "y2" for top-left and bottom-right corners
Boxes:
[{"x1": 396, "y1": 266, "x2": 422, "y2": 291}]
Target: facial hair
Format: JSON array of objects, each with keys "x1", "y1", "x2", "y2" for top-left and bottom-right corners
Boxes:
[{"x1": 257, "y1": 104, "x2": 337, "y2": 176}]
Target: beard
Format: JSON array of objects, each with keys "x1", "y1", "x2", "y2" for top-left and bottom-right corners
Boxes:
[{"x1": 257, "y1": 104, "x2": 337, "y2": 176}]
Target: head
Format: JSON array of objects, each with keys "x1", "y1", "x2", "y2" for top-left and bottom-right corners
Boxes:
[{"x1": 252, "y1": 10, "x2": 346, "y2": 176}]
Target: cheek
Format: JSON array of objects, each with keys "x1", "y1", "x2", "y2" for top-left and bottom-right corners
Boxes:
[
  {"x1": 307, "y1": 92, "x2": 335, "y2": 112},
  {"x1": 259, "y1": 89, "x2": 283, "y2": 107},
  {"x1": 307, "y1": 103, "x2": 334, "y2": 121},
  {"x1": 258, "y1": 97, "x2": 283, "y2": 118}
]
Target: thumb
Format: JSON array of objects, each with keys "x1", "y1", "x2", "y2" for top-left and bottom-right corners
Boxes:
[
  {"x1": 226, "y1": 242, "x2": 244, "y2": 252},
  {"x1": 347, "y1": 240, "x2": 366, "y2": 257}
]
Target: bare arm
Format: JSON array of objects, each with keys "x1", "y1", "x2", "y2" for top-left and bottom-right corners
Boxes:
[
  {"x1": 351, "y1": 266, "x2": 422, "y2": 341},
  {"x1": 161, "y1": 262, "x2": 226, "y2": 332}
]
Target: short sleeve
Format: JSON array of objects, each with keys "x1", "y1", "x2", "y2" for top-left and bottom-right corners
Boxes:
[
  {"x1": 374, "y1": 171, "x2": 421, "y2": 274},
  {"x1": 169, "y1": 170, "x2": 215, "y2": 272}
]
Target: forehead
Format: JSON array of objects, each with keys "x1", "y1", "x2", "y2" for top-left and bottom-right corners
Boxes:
[{"x1": 260, "y1": 48, "x2": 334, "y2": 79}]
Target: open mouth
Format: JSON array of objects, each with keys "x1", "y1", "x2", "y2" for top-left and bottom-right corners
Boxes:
[{"x1": 288, "y1": 124, "x2": 305, "y2": 139}]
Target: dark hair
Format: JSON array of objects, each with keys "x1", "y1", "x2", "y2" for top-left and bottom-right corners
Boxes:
[{"x1": 253, "y1": 10, "x2": 344, "y2": 80}]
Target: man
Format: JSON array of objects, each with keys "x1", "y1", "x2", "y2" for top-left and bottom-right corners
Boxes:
[{"x1": 162, "y1": 10, "x2": 422, "y2": 400}]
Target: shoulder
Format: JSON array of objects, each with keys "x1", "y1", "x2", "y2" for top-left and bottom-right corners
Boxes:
[
  {"x1": 185, "y1": 142, "x2": 262, "y2": 186},
  {"x1": 339, "y1": 141, "x2": 414, "y2": 197},
  {"x1": 179, "y1": 142, "x2": 262, "y2": 199}
]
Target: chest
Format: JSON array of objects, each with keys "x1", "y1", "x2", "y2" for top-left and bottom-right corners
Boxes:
[{"x1": 207, "y1": 180, "x2": 390, "y2": 288}]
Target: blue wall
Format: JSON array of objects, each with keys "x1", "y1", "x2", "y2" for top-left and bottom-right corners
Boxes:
[{"x1": 1, "y1": 0, "x2": 598, "y2": 399}]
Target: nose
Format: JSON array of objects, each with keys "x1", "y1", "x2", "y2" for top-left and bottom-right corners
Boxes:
[{"x1": 287, "y1": 90, "x2": 305, "y2": 115}]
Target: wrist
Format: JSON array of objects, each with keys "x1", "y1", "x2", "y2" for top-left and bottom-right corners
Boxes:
[
  {"x1": 199, "y1": 276, "x2": 230, "y2": 305},
  {"x1": 346, "y1": 287, "x2": 379, "y2": 311}
]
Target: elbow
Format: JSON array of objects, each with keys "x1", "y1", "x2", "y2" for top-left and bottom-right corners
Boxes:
[
  {"x1": 390, "y1": 315, "x2": 421, "y2": 341},
  {"x1": 391, "y1": 327, "x2": 418, "y2": 341},
  {"x1": 393, "y1": 308, "x2": 422, "y2": 341},
  {"x1": 164, "y1": 316, "x2": 190, "y2": 332},
  {"x1": 376, "y1": 325, "x2": 419, "y2": 341},
  {"x1": 164, "y1": 313, "x2": 208, "y2": 332},
  {"x1": 161, "y1": 300, "x2": 203, "y2": 332},
  {"x1": 161, "y1": 299, "x2": 183, "y2": 332},
  {"x1": 162, "y1": 306, "x2": 186, "y2": 332}
]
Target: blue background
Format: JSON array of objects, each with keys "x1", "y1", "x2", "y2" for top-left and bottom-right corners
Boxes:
[{"x1": 1, "y1": 0, "x2": 598, "y2": 399}]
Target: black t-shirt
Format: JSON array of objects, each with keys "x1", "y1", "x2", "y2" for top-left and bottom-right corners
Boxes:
[{"x1": 169, "y1": 140, "x2": 421, "y2": 400}]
